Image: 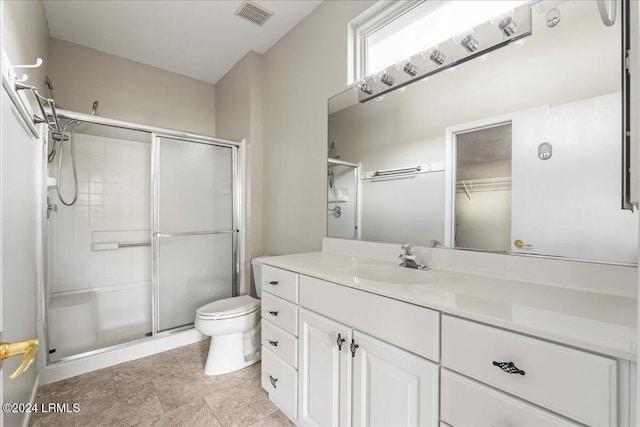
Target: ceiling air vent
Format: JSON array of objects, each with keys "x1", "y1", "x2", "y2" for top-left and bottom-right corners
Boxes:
[{"x1": 235, "y1": 1, "x2": 273, "y2": 26}]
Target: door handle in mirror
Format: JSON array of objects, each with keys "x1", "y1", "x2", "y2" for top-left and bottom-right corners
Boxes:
[
  {"x1": 514, "y1": 239, "x2": 532, "y2": 249},
  {"x1": 0, "y1": 338, "x2": 38, "y2": 379}
]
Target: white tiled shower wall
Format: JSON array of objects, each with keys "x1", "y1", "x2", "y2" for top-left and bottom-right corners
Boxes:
[{"x1": 49, "y1": 133, "x2": 151, "y2": 294}]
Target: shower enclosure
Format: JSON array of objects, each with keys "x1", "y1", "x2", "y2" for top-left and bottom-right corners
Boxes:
[
  {"x1": 45, "y1": 111, "x2": 242, "y2": 362},
  {"x1": 327, "y1": 159, "x2": 359, "y2": 240}
]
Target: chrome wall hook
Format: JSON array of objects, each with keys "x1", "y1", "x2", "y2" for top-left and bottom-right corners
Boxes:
[{"x1": 10, "y1": 58, "x2": 43, "y2": 83}]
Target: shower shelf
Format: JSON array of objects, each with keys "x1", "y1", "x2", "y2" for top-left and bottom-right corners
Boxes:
[
  {"x1": 46, "y1": 177, "x2": 57, "y2": 189},
  {"x1": 328, "y1": 188, "x2": 349, "y2": 203}
]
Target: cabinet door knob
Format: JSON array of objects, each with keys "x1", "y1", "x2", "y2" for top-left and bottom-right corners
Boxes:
[
  {"x1": 336, "y1": 333, "x2": 346, "y2": 350},
  {"x1": 269, "y1": 280, "x2": 278, "y2": 285},
  {"x1": 350, "y1": 339, "x2": 359, "y2": 357},
  {"x1": 492, "y1": 361, "x2": 525, "y2": 376},
  {"x1": 269, "y1": 375, "x2": 278, "y2": 388},
  {"x1": 268, "y1": 340, "x2": 278, "y2": 347},
  {"x1": 268, "y1": 310, "x2": 278, "y2": 316}
]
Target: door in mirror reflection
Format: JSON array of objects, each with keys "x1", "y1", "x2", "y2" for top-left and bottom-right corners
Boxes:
[{"x1": 454, "y1": 123, "x2": 512, "y2": 252}]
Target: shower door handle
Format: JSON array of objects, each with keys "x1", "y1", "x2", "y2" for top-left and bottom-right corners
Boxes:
[{"x1": 0, "y1": 338, "x2": 38, "y2": 379}]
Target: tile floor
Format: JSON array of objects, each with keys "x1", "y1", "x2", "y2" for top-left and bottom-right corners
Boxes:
[{"x1": 30, "y1": 340, "x2": 294, "y2": 427}]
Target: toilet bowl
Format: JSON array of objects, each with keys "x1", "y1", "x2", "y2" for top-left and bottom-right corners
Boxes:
[{"x1": 194, "y1": 260, "x2": 265, "y2": 375}]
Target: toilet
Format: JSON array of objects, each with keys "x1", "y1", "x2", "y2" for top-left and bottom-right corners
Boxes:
[{"x1": 194, "y1": 260, "x2": 264, "y2": 375}]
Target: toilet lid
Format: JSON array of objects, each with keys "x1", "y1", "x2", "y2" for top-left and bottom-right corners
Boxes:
[{"x1": 196, "y1": 295, "x2": 260, "y2": 319}]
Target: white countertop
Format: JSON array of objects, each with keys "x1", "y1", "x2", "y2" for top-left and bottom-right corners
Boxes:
[{"x1": 260, "y1": 251, "x2": 637, "y2": 361}]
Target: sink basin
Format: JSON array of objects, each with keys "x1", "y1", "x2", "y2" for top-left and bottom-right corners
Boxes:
[{"x1": 345, "y1": 264, "x2": 438, "y2": 285}]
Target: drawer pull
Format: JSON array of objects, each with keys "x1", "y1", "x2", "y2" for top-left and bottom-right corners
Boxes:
[
  {"x1": 269, "y1": 375, "x2": 278, "y2": 388},
  {"x1": 337, "y1": 333, "x2": 346, "y2": 350},
  {"x1": 268, "y1": 340, "x2": 279, "y2": 347},
  {"x1": 492, "y1": 361, "x2": 525, "y2": 376},
  {"x1": 350, "y1": 339, "x2": 359, "y2": 358},
  {"x1": 268, "y1": 310, "x2": 279, "y2": 317},
  {"x1": 269, "y1": 280, "x2": 279, "y2": 285}
]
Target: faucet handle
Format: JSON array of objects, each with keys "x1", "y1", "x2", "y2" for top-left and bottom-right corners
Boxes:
[{"x1": 401, "y1": 242, "x2": 414, "y2": 255}]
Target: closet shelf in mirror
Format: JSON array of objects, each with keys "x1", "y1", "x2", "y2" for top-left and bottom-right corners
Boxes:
[
  {"x1": 362, "y1": 162, "x2": 444, "y2": 180},
  {"x1": 455, "y1": 177, "x2": 511, "y2": 193}
]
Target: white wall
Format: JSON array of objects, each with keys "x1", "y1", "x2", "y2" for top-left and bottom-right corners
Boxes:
[
  {"x1": 47, "y1": 38, "x2": 216, "y2": 135},
  {"x1": 215, "y1": 51, "x2": 264, "y2": 295},
  {"x1": 1, "y1": 0, "x2": 49, "y2": 93},
  {"x1": 1, "y1": 0, "x2": 49, "y2": 401},
  {"x1": 261, "y1": 1, "x2": 376, "y2": 255}
]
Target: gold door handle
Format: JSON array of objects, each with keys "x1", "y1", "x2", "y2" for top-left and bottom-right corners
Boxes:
[
  {"x1": 0, "y1": 339, "x2": 38, "y2": 379},
  {"x1": 514, "y1": 239, "x2": 533, "y2": 249}
]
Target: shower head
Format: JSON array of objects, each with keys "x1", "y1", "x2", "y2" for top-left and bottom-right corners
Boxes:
[{"x1": 91, "y1": 101, "x2": 99, "y2": 116}]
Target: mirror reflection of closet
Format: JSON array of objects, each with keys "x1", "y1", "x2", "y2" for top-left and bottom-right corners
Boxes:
[{"x1": 455, "y1": 123, "x2": 512, "y2": 252}]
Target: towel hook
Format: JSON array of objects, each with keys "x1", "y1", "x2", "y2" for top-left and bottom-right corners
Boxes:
[{"x1": 10, "y1": 58, "x2": 43, "y2": 83}]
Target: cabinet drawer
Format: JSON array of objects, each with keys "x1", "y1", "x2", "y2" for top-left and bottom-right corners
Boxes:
[
  {"x1": 262, "y1": 348, "x2": 297, "y2": 421},
  {"x1": 262, "y1": 292, "x2": 298, "y2": 336},
  {"x1": 262, "y1": 265, "x2": 299, "y2": 303},
  {"x1": 299, "y1": 275, "x2": 440, "y2": 361},
  {"x1": 441, "y1": 369, "x2": 580, "y2": 427},
  {"x1": 262, "y1": 319, "x2": 297, "y2": 368},
  {"x1": 442, "y1": 316, "x2": 617, "y2": 427}
]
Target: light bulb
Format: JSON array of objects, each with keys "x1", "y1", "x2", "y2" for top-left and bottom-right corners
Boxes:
[
  {"x1": 422, "y1": 45, "x2": 447, "y2": 66},
  {"x1": 395, "y1": 57, "x2": 419, "y2": 77},
  {"x1": 492, "y1": 10, "x2": 518, "y2": 37},
  {"x1": 454, "y1": 30, "x2": 482, "y2": 53},
  {"x1": 374, "y1": 69, "x2": 395, "y2": 87},
  {"x1": 352, "y1": 79, "x2": 375, "y2": 95}
]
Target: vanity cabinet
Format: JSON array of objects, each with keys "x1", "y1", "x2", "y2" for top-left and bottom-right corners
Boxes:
[
  {"x1": 298, "y1": 309, "x2": 350, "y2": 426},
  {"x1": 297, "y1": 308, "x2": 440, "y2": 427},
  {"x1": 440, "y1": 369, "x2": 581, "y2": 427},
  {"x1": 297, "y1": 274, "x2": 440, "y2": 427},
  {"x1": 260, "y1": 266, "x2": 300, "y2": 421},
  {"x1": 441, "y1": 315, "x2": 618, "y2": 427},
  {"x1": 351, "y1": 330, "x2": 439, "y2": 426},
  {"x1": 260, "y1": 263, "x2": 634, "y2": 427}
]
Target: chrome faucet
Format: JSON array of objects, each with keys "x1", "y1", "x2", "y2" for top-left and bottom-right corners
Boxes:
[{"x1": 399, "y1": 242, "x2": 429, "y2": 270}]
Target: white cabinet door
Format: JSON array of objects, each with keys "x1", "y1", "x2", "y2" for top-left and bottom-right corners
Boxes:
[
  {"x1": 351, "y1": 331, "x2": 439, "y2": 427},
  {"x1": 298, "y1": 309, "x2": 351, "y2": 427}
]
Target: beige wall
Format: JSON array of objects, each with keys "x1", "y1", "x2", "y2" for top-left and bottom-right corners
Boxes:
[
  {"x1": 215, "y1": 51, "x2": 264, "y2": 295},
  {"x1": 47, "y1": 38, "x2": 215, "y2": 135},
  {"x1": 1, "y1": 0, "x2": 49, "y2": 99},
  {"x1": 261, "y1": 0, "x2": 375, "y2": 255}
]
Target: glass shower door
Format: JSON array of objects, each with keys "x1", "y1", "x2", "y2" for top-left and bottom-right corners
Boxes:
[{"x1": 153, "y1": 135, "x2": 237, "y2": 332}]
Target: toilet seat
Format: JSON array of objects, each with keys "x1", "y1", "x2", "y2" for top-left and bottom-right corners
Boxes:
[{"x1": 196, "y1": 295, "x2": 260, "y2": 320}]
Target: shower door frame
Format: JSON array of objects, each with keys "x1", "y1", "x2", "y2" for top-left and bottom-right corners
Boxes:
[
  {"x1": 44, "y1": 109, "x2": 244, "y2": 364},
  {"x1": 150, "y1": 133, "x2": 241, "y2": 335}
]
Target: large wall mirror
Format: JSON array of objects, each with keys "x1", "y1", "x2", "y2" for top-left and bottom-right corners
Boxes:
[{"x1": 327, "y1": 0, "x2": 638, "y2": 264}]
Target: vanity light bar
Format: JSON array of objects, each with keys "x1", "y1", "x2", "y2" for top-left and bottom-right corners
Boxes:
[{"x1": 356, "y1": 4, "x2": 532, "y2": 102}]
